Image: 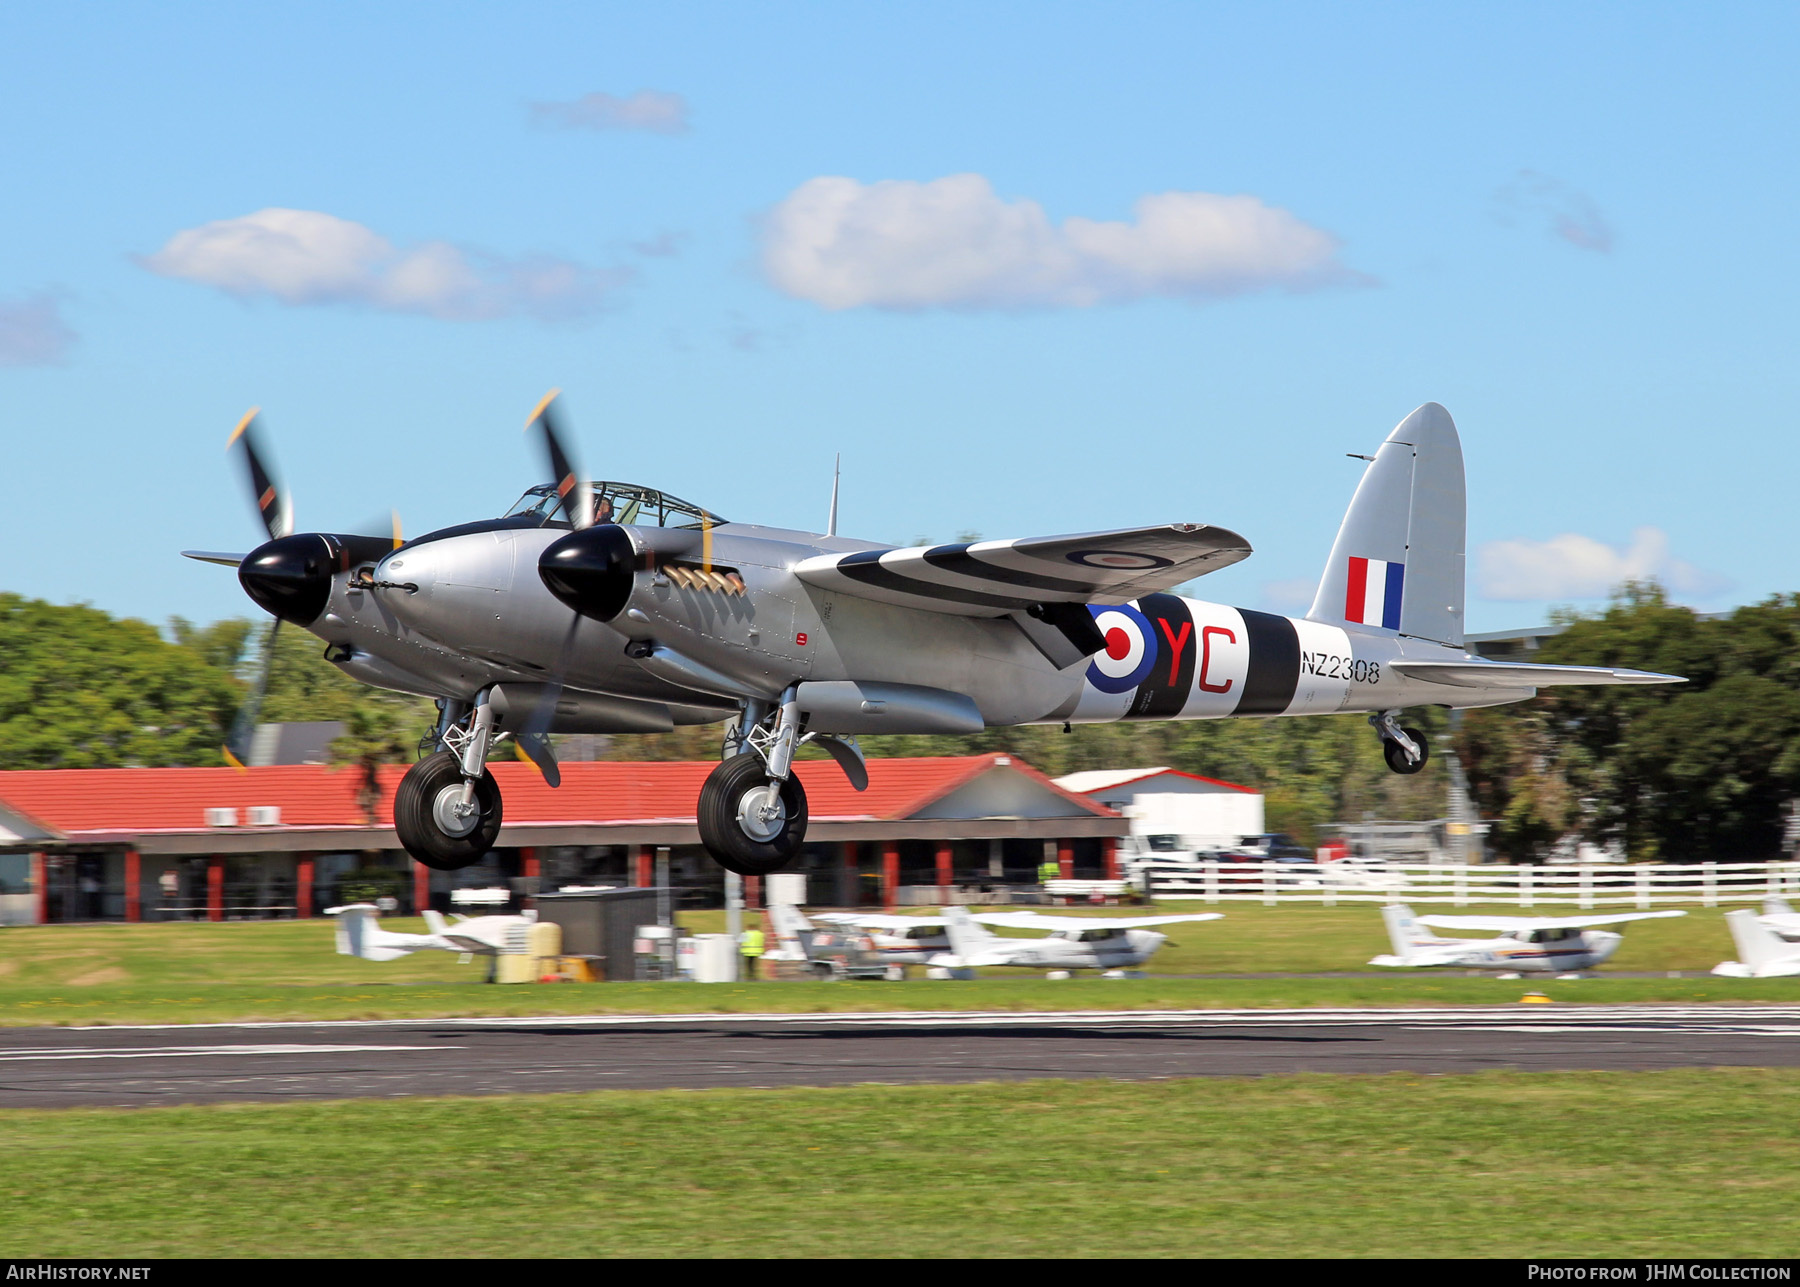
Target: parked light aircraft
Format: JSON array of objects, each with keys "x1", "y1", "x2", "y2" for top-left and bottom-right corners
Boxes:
[
  {"x1": 1713, "y1": 908, "x2": 1800, "y2": 978},
  {"x1": 935, "y1": 906, "x2": 1223, "y2": 976},
  {"x1": 188, "y1": 398, "x2": 1684, "y2": 877},
  {"x1": 328, "y1": 903, "x2": 532, "y2": 963},
  {"x1": 1371, "y1": 903, "x2": 1686, "y2": 977}
]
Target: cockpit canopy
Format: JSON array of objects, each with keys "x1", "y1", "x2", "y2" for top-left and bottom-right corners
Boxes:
[{"x1": 503, "y1": 482, "x2": 724, "y2": 530}]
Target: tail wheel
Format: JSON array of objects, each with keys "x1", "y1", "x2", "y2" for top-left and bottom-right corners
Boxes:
[
  {"x1": 697, "y1": 752, "x2": 808, "y2": 875},
  {"x1": 1383, "y1": 727, "x2": 1430, "y2": 775},
  {"x1": 394, "y1": 750, "x2": 504, "y2": 870}
]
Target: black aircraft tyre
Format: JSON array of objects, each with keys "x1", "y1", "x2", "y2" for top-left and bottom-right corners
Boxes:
[
  {"x1": 1383, "y1": 727, "x2": 1430, "y2": 775},
  {"x1": 697, "y1": 752, "x2": 809, "y2": 875},
  {"x1": 393, "y1": 750, "x2": 504, "y2": 870}
]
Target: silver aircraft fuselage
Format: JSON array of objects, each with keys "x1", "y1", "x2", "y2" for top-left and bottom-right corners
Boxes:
[{"x1": 290, "y1": 515, "x2": 1542, "y2": 730}]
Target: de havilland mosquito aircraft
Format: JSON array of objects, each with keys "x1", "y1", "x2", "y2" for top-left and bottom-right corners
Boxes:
[{"x1": 186, "y1": 397, "x2": 1683, "y2": 877}]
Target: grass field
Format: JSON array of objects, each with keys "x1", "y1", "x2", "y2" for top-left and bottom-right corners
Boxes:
[
  {"x1": 1, "y1": 1068, "x2": 1795, "y2": 1258},
  {"x1": 0, "y1": 902, "x2": 1792, "y2": 1026}
]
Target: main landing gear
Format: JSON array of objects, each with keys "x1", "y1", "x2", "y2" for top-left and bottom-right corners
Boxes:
[
  {"x1": 698, "y1": 688, "x2": 811, "y2": 875},
  {"x1": 395, "y1": 696, "x2": 505, "y2": 869},
  {"x1": 392, "y1": 685, "x2": 831, "y2": 876},
  {"x1": 1372, "y1": 710, "x2": 1429, "y2": 776}
]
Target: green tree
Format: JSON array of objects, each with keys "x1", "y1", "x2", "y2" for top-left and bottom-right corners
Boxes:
[
  {"x1": 1458, "y1": 584, "x2": 1800, "y2": 862},
  {"x1": 0, "y1": 595, "x2": 241, "y2": 767}
]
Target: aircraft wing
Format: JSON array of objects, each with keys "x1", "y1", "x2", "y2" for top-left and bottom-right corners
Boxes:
[
  {"x1": 814, "y1": 913, "x2": 948, "y2": 930},
  {"x1": 791, "y1": 525, "x2": 1252, "y2": 618},
  {"x1": 970, "y1": 912, "x2": 1224, "y2": 930},
  {"x1": 1416, "y1": 910, "x2": 1688, "y2": 932},
  {"x1": 1389, "y1": 660, "x2": 1684, "y2": 689}
]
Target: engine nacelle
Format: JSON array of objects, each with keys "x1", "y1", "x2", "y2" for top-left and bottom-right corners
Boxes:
[{"x1": 538, "y1": 525, "x2": 714, "y2": 625}]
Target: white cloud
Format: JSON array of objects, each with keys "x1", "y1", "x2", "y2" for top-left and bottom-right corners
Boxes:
[
  {"x1": 140, "y1": 209, "x2": 630, "y2": 322},
  {"x1": 531, "y1": 90, "x2": 689, "y2": 135},
  {"x1": 1477, "y1": 527, "x2": 1727, "y2": 601},
  {"x1": 0, "y1": 293, "x2": 75, "y2": 367},
  {"x1": 760, "y1": 174, "x2": 1365, "y2": 311},
  {"x1": 1494, "y1": 171, "x2": 1615, "y2": 253}
]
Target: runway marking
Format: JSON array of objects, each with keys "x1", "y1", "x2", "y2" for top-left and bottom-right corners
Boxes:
[
  {"x1": 0, "y1": 1044, "x2": 458, "y2": 1062},
  {"x1": 49, "y1": 1005, "x2": 1800, "y2": 1036}
]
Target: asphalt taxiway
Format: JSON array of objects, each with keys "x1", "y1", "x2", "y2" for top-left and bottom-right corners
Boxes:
[{"x1": 1, "y1": 1005, "x2": 1797, "y2": 1107}]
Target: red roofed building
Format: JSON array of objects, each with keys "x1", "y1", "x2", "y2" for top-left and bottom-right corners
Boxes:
[{"x1": 0, "y1": 755, "x2": 1124, "y2": 925}]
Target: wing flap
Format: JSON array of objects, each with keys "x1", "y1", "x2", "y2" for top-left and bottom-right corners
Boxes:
[{"x1": 792, "y1": 524, "x2": 1252, "y2": 617}]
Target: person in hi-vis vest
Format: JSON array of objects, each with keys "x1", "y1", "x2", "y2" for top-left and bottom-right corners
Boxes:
[{"x1": 739, "y1": 926, "x2": 765, "y2": 980}]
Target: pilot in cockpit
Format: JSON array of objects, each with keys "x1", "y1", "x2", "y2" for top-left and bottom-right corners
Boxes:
[{"x1": 593, "y1": 495, "x2": 614, "y2": 525}]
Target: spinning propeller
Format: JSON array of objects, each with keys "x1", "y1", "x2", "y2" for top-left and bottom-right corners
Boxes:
[
  {"x1": 527, "y1": 388, "x2": 594, "y2": 531},
  {"x1": 514, "y1": 389, "x2": 593, "y2": 785},
  {"x1": 201, "y1": 409, "x2": 402, "y2": 767}
]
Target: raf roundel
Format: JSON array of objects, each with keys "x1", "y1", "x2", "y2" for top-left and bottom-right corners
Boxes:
[
  {"x1": 1067, "y1": 549, "x2": 1174, "y2": 571},
  {"x1": 1085, "y1": 603, "x2": 1158, "y2": 694}
]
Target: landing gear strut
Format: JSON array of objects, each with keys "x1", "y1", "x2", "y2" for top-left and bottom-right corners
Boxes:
[
  {"x1": 1372, "y1": 709, "x2": 1429, "y2": 775},
  {"x1": 698, "y1": 688, "x2": 810, "y2": 875},
  {"x1": 394, "y1": 693, "x2": 505, "y2": 869}
]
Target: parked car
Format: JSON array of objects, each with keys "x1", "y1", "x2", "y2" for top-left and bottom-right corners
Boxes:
[{"x1": 1232, "y1": 833, "x2": 1314, "y2": 863}]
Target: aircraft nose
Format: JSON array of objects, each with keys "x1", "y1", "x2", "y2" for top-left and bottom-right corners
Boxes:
[
  {"x1": 539, "y1": 525, "x2": 637, "y2": 622},
  {"x1": 238, "y1": 533, "x2": 337, "y2": 625}
]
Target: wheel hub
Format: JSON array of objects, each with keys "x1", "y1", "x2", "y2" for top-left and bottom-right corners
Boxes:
[
  {"x1": 431, "y1": 784, "x2": 481, "y2": 838},
  {"x1": 735, "y1": 782, "x2": 787, "y2": 843}
]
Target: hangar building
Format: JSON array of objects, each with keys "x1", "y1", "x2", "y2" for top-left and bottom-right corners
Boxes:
[{"x1": 0, "y1": 754, "x2": 1124, "y2": 924}]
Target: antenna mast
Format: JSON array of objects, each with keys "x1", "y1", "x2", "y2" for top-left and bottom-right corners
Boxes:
[{"x1": 827, "y1": 453, "x2": 840, "y2": 536}]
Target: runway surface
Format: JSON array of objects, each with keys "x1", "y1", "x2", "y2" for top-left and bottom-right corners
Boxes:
[{"x1": 3, "y1": 1005, "x2": 1800, "y2": 1107}]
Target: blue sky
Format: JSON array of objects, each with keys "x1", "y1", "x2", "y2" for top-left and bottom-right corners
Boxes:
[{"x1": 1, "y1": 1, "x2": 1794, "y2": 634}]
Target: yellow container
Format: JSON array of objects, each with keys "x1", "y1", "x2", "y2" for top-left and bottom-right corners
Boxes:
[{"x1": 494, "y1": 921, "x2": 563, "y2": 983}]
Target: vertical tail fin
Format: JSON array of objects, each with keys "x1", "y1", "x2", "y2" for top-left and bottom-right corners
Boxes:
[
  {"x1": 331, "y1": 904, "x2": 374, "y2": 958},
  {"x1": 1309, "y1": 403, "x2": 1466, "y2": 647},
  {"x1": 422, "y1": 910, "x2": 449, "y2": 937},
  {"x1": 1726, "y1": 908, "x2": 1792, "y2": 973},
  {"x1": 1763, "y1": 897, "x2": 1795, "y2": 918},
  {"x1": 942, "y1": 906, "x2": 997, "y2": 961},
  {"x1": 767, "y1": 900, "x2": 814, "y2": 940},
  {"x1": 1381, "y1": 903, "x2": 1422, "y2": 960},
  {"x1": 326, "y1": 902, "x2": 430, "y2": 962}
]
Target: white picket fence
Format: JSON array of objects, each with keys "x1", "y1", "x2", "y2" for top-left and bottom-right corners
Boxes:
[{"x1": 1135, "y1": 859, "x2": 1800, "y2": 909}]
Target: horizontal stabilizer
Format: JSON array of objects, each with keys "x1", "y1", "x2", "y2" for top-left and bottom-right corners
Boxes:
[
  {"x1": 1390, "y1": 660, "x2": 1685, "y2": 689},
  {"x1": 793, "y1": 524, "x2": 1251, "y2": 618},
  {"x1": 1418, "y1": 910, "x2": 1687, "y2": 932}
]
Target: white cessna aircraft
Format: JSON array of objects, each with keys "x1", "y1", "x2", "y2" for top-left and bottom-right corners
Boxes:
[
  {"x1": 1713, "y1": 908, "x2": 1800, "y2": 978},
  {"x1": 1370, "y1": 903, "x2": 1686, "y2": 977},
  {"x1": 328, "y1": 903, "x2": 532, "y2": 962},
  {"x1": 935, "y1": 905, "x2": 1223, "y2": 977}
]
